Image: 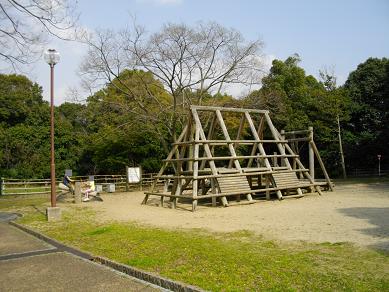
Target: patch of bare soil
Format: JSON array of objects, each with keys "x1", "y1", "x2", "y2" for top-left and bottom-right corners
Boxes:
[{"x1": 86, "y1": 182, "x2": 389, "y2": 250}]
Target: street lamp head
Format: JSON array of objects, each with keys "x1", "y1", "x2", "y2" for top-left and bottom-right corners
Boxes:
[{"x1": 44, "y1": 49, "x2": 60, "y2": 66}]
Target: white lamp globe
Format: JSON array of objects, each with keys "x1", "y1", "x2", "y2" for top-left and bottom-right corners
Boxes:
[{"x1": 44, "y1": 49, "x2": 60, "y2": 65}]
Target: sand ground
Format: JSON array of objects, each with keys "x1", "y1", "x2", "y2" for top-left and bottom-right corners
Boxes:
[{"x1": 86, "y1": 182, "x2": 389, "y2": 250}]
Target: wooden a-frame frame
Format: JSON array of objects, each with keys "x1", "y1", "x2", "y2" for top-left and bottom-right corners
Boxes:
[{"x1": 143, "y1": 106, "x2": 332, "y2": 211}]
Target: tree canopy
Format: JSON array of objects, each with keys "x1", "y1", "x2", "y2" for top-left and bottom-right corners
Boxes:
[{"x1": 343, "y1": 57, "x2": 389, "y2": 169}]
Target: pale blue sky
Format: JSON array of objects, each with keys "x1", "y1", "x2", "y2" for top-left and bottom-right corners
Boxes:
[{"x1": 33, "y1": 0, "x2": 389, "y2": 104}]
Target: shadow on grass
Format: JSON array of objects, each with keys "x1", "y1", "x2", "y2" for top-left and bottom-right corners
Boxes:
[
  {"x1": 31, "y1": 205, "x2": 46, "y2": 216},
  {"x1": 338, "y1": 207, "x2": 389, "y2": 252}
]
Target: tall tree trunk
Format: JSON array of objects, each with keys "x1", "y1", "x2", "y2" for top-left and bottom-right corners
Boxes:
[{"x1": 337, "y1": 114, "x2": 347, "y2": 179}]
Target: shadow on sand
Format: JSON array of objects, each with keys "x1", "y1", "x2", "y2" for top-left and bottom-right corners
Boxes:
[{"x1": 338, "y1": 207, "x2": 389, "y2": 252}]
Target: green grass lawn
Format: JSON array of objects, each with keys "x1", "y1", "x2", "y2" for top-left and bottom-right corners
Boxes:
[{"x1": 1, "y1": 194, "x2": 389, "y2": 291}]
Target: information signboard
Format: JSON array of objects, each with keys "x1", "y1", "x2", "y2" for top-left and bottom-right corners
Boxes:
[{"x1": 127, "y1": 167, "x2": 141, "y2": 183}]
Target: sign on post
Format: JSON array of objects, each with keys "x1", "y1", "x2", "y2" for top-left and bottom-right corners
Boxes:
[
  {"x1": 127, "y1": 167, "x2": 141, "y2": 183},
  {"x1": 126, "y1": 166, "x2": 142, "y2": 191}
]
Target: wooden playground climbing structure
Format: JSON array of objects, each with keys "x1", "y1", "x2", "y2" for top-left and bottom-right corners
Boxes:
[{"x1": 143, "y1": 106, "x2": 333, "y2": 211}]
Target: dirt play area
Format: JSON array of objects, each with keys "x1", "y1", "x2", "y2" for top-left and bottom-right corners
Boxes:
[{"x1": 87, "y1": 181, "x2": 389, "y2": 251}]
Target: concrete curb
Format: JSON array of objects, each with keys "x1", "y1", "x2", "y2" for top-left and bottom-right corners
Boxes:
[
  {"x1": 94, "y1": 256, "x2": 203, "y2": 292},
  {"x1": 9, "y1": 221, "x2": 205, "y2": 292}
]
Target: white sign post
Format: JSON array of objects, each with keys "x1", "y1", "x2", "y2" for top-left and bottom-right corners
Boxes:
[
  {"x1": 377, "y1": 155, "x2": 381, "y2": 177},
  {"x1": 126, "y1": 166, "x2": 142, "y2": 191}
]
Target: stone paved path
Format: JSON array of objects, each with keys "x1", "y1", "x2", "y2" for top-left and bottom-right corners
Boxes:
[{"x1": 0, "y1": 215, "x2": 162, "y2": 292}]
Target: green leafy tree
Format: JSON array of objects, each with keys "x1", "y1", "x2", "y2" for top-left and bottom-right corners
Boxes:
[
  {"x1": 245, "y1": 54, "x2": 323, "y2": 130},
  {"x1": 80, "y1": 70, "x2": 169, "y2": 174},
  {"x1": 0, "y1": 74, "x2": 46, "y2": 126},
  {"x1": 343, "y1": 57, "x2": 389, "y2": 169},
  {"x1": 0, "y1": 74, "x2": 88, "y2": 178},
  {"x1": 244, "y1": 55, "x2": 351, "y2": 176}
]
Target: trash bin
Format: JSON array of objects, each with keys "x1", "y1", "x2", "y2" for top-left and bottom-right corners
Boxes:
[
  {"x1": 96, "y1": 184, "x2": 103, "y2": 192},
  {"x1": 107, "y1": 183, "x2": 115, "y2": 193}
]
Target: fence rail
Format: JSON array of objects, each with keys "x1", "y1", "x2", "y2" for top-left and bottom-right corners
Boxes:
[
  {"x1": 347, "y1": 168, "x2": 389, "y2": 178},
  {"x1": 0, "y1": 173, "x2": 161, "y2": 196},
  {"x1": 3, "y1": 169, "x2": 386, "y2": 195}
]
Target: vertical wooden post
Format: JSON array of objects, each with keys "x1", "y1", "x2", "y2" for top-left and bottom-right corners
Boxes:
[
  {"x1": 211, "y1": 178, "x2": 217, "y2": 207},
  {"x1": 280, "y1": 130, "x2": 286, "y2": 167},
  {"x1": 337, "y1": 115, "x2": 347, "y2": 179},
  {"x1": 125, "y1": 166, "x2": 129, "y2": 192},
  {"x1": 74, "y1": 182, "x2": 82, "y2": 204},
  {"x1": 272, "y1": 152, "x2": 278, "y2": 167},
  {"x1": 188, "y1": 126, "x2": 195, "y2": 172},
  {"x1": 192, "y1": 122, "x2": 200, "y2": 211},
  {"x1": 308, "y1": 127, "x2": 315, "y2": 181},
  {"x1": 265, "y1": 175, "x2": 270, "y2": 200},
  {"x1": 139, "y1": 166, "x2": 143, "y2": 191}
]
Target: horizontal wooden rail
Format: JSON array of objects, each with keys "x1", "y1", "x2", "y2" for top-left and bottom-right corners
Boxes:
[
  {"x1": 1, "y1": 173, "x2": 161, "y2": 195},
  {"x1": 164, "y1": 154, "x2": 299, "y2": 162},
  {"x1": 156, "y1": 169, "x2": 310, "y2": 180},
  {"x1": 284, "y1": 137, "x2": 310, "y2": 142},
  {"x1": 172, "y1": 139, "x2": 289, "y2": 145},
  {"x1": 283, "y1": 129, "x2": 311, "y2": 135},
  {"x1": 191, "y1": 105, "x2": 269, "y2": 114}
]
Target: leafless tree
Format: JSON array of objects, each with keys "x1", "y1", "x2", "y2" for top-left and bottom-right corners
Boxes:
[
  {"x1": 80, "y1": 22, "x2": 265, "y2": 142},
  {"x1": 0, "y1": 0, "x2": 78, "y2": 71}
]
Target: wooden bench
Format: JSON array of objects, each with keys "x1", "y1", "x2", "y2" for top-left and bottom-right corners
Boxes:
[
  {"x1": 271, "y1": 171, "x2": 304, "y2": 198},
  {"x1": 271, "y1": 171, "x2": 301, "y2": 189},
  {"x1": 217, "y1": 175, "x2": 252, "y2": 194}
]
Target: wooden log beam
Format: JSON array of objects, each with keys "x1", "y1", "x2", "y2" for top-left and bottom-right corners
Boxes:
[
  {"x1": 264, "y1": 113, "x2": 292, "y2": 169},
  {"x1": 283, "y1": 129, "x2": 311, "y2": 135},
  {"x1": 164, "y1": 154, "x2": 299, "y2": 162},
  {"x1": 191, "y1": 105, "x2": 268, "y2": 114},
  {"x1": 310, "y1": 141, "x2": 334, "y2": 191},
  {"x1": 157, "y1": 168, "x2": 310, "y2": 179},
  {"x1": 247, "y1": 115, "x2": 265, "y2": 168},
  {"x1": 172, "y1": 139, "x2": 289, "y2": 145}
]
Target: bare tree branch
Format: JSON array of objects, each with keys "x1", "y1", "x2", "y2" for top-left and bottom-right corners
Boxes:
[
  {"x1": 0, "y1": 0, "x2": 78, "y2": 71},
  {"x1": 79, "y1": 21, "x2": 265, "y2": 143}
]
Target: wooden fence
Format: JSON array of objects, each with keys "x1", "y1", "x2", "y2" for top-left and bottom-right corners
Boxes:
[
  {"x1": 0, "y1": 173, "x2": 161, "y2": 196},
  {"x1": 348, "y1": 168, "x2": 389, "y2": 178}
]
